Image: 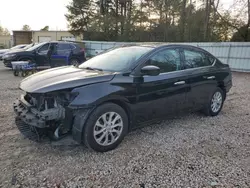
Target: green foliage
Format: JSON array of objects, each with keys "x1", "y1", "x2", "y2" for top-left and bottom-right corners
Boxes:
[
  {"x1": 41, "y1": 26, "x2": 49, "y2": 31},
  {"x1": 0, "y1": 26, "x2": 10, "y2": 35},
  {"x1": 22, "y1": 25, "x2": 31, "y2": 31},
  {"x1": 231, "y1": 26, "x2": 250, "y2": 41},
  {"x1": 65, "y1": 0, "x2": 96, "y2": 36},
  {"x1": 65, "y1": 0, "x2": 248, "y2": 42}
]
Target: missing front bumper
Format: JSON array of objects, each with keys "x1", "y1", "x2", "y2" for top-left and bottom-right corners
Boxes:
[
  {"x1": 13, "y1": 95, "x2": 65, "y2": 128},
  {"x1": 13, "y1": 94, "x2": 71, "y2": 142},
  {"x1": 13, "y1": 94, "x2": 92, "y2": 144},
  {"x1": 15, "y1": 117, "x2": 46, "y2": 142}
]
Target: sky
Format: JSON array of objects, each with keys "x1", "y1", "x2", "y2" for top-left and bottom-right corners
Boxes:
[
  {"x1": 0, "y1": 0, "x2": 71, "y2": 31},
  {"x1": 0, "y1": 0, "x2": 234, "y2": 32}
]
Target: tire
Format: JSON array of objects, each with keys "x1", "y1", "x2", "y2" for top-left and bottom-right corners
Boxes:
[
  {"x1": 203, "y1": 87, "x2": 225, "y2": 116},
  {"x1": 13, "y1": 70, "x2": 19, "y2": 76},
  {"x1": 21, "y1": 71, "x2": 27, "y2": 77},
  {"x1": 70, "y1": 58, "x2": 80, "y2": 66},
  {"x1": 32, "y1": 69, "x2": 38, "y2": 74},
  {"x1": 83, "y1": 103, "x2": 128, "y2": 152}
]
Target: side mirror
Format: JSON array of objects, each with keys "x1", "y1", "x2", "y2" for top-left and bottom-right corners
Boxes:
[{"x1": 141, "y1": 65, "x2": 160, "y2": 76}]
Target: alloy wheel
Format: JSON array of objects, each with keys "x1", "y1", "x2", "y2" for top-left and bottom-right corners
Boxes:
[
  {"x1": 211, "y1": 91, "x2": 223, "y2": 113},
  {"x1": 93, "y1": 112, "x2": 123, "y2": 146}
]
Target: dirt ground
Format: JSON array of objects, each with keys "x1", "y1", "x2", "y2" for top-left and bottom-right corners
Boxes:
[{"x1": 0, "y1": 62, "x2": 249, "y2": 188}]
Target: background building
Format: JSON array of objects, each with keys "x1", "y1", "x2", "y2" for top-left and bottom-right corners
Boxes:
[
  {"x1": 12, "y1": 30, "x2": 83, "y2": 46},
  {"x1": 0, "y1": 35, "x2": 12, "y2": 48}
]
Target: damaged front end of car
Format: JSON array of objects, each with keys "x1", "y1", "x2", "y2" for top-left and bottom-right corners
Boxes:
[{"x1": 13, "y1": 90, "x2": 81, "y2": 142}]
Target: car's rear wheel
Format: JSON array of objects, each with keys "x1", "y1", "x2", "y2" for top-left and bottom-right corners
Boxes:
[
  {"x1": 13, "y1": 70, "x2": 19, "y2": 76},
  {"x1": 21, "y1": 70, "x2": 28, "y2": 77},
  {"x1": 70, "y1": 58, "x2": 80, "y2": 67},
  {"x1": 203, "y1": 87, "x2": 225, "y2": 116},
  {"x1": 83, "y1": 103, "x2": 128, "y2": 152}
]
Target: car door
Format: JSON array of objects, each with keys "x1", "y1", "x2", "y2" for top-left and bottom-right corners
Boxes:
[
  {"x1": 50, "y1": 43, "x2": 72, "y2": 67},
  {"x1": 35, "y1": 43, "x2": 51, "y2": 67},
  {"x1": 181, "y1": 47, "x2": 218, "y2": 110},
  {"x1": 134, "y1": 47, "x2": 190, "y2": 124}
]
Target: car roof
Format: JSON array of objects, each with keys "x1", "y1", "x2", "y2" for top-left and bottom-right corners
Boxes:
[
  {"x1": 114, "y1": 43, "x2": 202, "y2": 49},
  {"x1": 50, "y1": 41, "x2": 75, "y2": 44},
  {"x1": 121, "y1": 43, "x2": 212, "y2": 55},
  {"x1": 132, "y1": 43, "x2": 198, "y2": 48}
]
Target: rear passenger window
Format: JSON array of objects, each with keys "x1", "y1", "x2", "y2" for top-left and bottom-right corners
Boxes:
[
  {"x1": 55, "y1": 44, "x2": 72, "y2": 56},
  {"x1": 70, "y1": 44, "x2": 77, "y2": 50},
  {"x1": 184, "y1": 49, "x2": 212, "y2": 69},
  {"x1": 57, "y1": 44, "x2": 71, "y2": 51},
  {"x1": 207, "y1": 54, "x2": 215, "y2": 64}
]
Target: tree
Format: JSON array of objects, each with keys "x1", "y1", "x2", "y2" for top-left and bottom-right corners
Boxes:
[
  {"x1": 65, "y1": 0, "x2": 248, "y2": 42},
  {"x1": 180, "y1": 0, "x2": 187, "y2": 41},
  {"x1": 212, "y1": 0, "x2": 250, "y2": 41},
  {"x1": 231, "y1": 26, "x2": 250, "y2": 41},
  {"x1": 203, "y1": 0, "x2": 211, "y2": 41},
  {"x1": 40, "y1": 26, "x2": 49, "y2": 31},
  {"x1": 0, "y1": 26, "x2": 10, "y2": 35},
  {"x1": 22, "y1": 25, "x2": 31, "y2": 31},
  {"x1": 65, "y1": 0, "x2": 95, "y2": 36}
]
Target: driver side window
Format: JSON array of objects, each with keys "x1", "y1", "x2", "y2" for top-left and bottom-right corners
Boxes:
[
  {"x1": 145, "y1": 49, "x2": 181, "y2": 73},
  {"x1": 38, "y1": 44, "x2": 50, "y2": 53}
]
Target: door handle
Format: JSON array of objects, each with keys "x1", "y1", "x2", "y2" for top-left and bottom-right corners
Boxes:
[
  {"x1": 205, "y1": 76, "x2": 215, "y2": 80},
  {"x1": 174, "y1": 81, "x2": 186, "y2": 85}
]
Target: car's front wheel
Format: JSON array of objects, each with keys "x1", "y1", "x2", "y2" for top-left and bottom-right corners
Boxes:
[
  {"x1": 203, "y1": 87, "x2": 225, "y2": 116},
  {"x1": 83, "y1": 103, "x2": 128, "y2": 152}
]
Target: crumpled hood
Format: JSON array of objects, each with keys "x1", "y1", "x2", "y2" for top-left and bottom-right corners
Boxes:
[{"x1": 20, "y1": 66, "x2": 115, "y2": 93}]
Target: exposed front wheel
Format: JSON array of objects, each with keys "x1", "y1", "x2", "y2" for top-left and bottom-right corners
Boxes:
[
  {"x1": 83, "y1": 103, "x2": 128, "y2": 152},
  {"x1": 203, "y1": 88, "x2": 225, "y2": 116}
]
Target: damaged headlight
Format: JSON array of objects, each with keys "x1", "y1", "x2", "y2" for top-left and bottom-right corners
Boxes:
[{"x1": 23, "y1": 90, "x2": 79, "y2": 111}]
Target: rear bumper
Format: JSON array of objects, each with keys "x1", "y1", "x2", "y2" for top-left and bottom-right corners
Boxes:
[{"x1": 225, "y1": 79, "x2": 232, "y2": 93}]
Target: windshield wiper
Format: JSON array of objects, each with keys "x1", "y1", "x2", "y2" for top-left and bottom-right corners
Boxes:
[{"x1": 84, "y1": 67, "x2": 103, "y2": 71}]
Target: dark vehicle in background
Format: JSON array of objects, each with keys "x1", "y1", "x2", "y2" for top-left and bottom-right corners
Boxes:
[
  {"x1": 0, "y1": 44, "x2": 29, "y2": 60},
  {"x1": 13, "y1": 44, "x2": 232, "y2": 152},
  {"x1": 2, "y1": 41, "x2": 86, "y2": 68}
]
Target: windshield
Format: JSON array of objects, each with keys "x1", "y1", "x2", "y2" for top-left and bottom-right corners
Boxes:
[
  {"x1": 26, "y1": 42, "x2": 46, "y2": 51},
  {"x1": 79, "y1": 46, "x2": 153, "y2": 72},
  {"x1": 10, "y1": 45, "x2": 26, "y2": 50},
  {"x1": 23, "y1": 43, "x2": 35, "y2": 50}
]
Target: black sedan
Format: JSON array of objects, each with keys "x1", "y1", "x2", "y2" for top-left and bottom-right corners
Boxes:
[{"x1": 13, "y1": 44, "x2": 232, "y2": 152}]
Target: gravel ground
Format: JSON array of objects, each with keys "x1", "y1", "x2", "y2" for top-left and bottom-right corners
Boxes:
[{"x1": 0, "y1": 62, "x2": 249, "y2": 188}]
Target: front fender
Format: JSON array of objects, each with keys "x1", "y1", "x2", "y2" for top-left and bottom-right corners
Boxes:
[
  {"x1": 71, "y1": 108, "x2": 94, "y2": 143},
  {"x1": 69, "y1": 82, "x2": 133, "y2": 143},
  {"x1": 68, "y1": 82, "x2": 130, "y2": 109}
]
